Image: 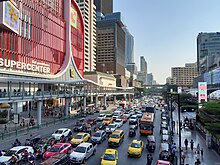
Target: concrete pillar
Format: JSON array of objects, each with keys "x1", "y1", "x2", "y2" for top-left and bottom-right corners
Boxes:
[
  {"x1": 90, "y1": 96, "x2": 93, "y2": 103},
  {"x1": 95, "y1": 96, "x2": 98, "y2": 108},
  {"x1": 104, "y1": 95, "x2": 107, "y2": 107},
  {"x1": 114, "y1": 95, "x2": 116, "y2": 104},
  {"x1": 64, "y1": 97, "x2": 69, "y2": 116},
  {"x1": 15, "y1": 102, "x2": 18, "y2": 114},
  {"x1": 37, "y1": 100, "x2": 42, "y2": 126},
  {"x1": 14, "y1": 102, "x2": 23, "y2": 113},
  {"x1": 83, "y1": 97, "x2": 86, "y2": 113},
  {"x1": 27, "y1": 101, "x2": 30, "y2": 113}
]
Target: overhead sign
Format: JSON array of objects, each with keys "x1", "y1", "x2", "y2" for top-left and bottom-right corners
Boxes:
[
  {"x1": 70, "y1": 7, "x2": 77, "y2": 28},
  {"x1": 0, "y1": 1, "x2": 20, "y2": 34},
  {"x1": 198, "y1": 82, "x2": 207, "y2": 103},
  {"x1": 177, "y1": 87, "x2": 182, "y2": 93},
  {"x1": 70, "y1": 68, "x2": 75, "y2": 78}
]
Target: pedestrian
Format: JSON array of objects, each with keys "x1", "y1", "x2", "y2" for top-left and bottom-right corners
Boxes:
[
  {"x1": 146, "y1": 153, "x2": 153, "y2": 165},
  {"x1": 4, "y1": 125, "x2": 7, "y2": 133},
  {"x1": 190, "y1": 139, "x2": 194, "y2": 150},
  {"x1": 171, "y1": 147, "x2": 176, "y2": 162},
  {"x1": 195, "y1": 158, "x2": 201, "y2": 165},
  {"x1": 196, "y1": 144, "x2": 200, "y2": 155},
  {"x1": 200, "y1": 148, "x2": 203, "y2": 157},
  {"x1": 181, "y1": 150, "x2": 186, "y2": 164},
  {"x1": 184, "y1": 138, "x2": 189, "y2": 150}
]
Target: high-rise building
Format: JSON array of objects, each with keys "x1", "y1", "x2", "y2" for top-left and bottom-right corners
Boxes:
[
  {"x1": 76, "y1": 0, "x2": 96, "y2": 71},
  {"x1": 140, "y1": 56, "x2": 147, "y2": 73},
  {"x1": 94, "y1": 0, "x2": 113, "y2": 16},
  {"x1": 96, "y1": 12, "x2": 125, "y2": 76},
  {"x1": 197, "y1": 32, "x2": 220, "y2": 74},
  {"x1": 137, "y1": 72, "x2": 147, "y2": 85},
  {"x1": 171, "y1": 63, "x2": 198, "y2": 85},
  {"x1": 147, "y1": 73, "x2": 153, "y2": 85},
  {"x1": 123, "y1": 27, "x2": 134, "y2": 65}
]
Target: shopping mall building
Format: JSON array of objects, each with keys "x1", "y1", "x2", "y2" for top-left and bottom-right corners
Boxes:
[{"x1": 0, "y1": 0, "x2": 85, "y2": 117}]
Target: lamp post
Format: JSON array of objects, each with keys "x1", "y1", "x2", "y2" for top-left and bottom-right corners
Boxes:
[{"x1": 168, "y1": 92, "x2": 181, "y2": 165}]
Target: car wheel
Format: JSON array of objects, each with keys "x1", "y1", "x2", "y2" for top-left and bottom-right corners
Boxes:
[{"x1": 82, "y1": 158, "x2": 85, "y2": 163}]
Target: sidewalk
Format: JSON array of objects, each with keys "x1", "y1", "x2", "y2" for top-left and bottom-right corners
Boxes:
[{"x1": 172, "y1": 110, "x2": 220, "y2": 165}]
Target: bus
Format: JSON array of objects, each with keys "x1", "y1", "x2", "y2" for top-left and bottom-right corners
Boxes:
[{"x1": 139, "y1": 112, "x2": 154, "y2": 135}]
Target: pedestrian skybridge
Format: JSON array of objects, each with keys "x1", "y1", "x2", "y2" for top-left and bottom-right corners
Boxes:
[{"x1": 0, "y1": 77, "x2": 134, "y2": 103}]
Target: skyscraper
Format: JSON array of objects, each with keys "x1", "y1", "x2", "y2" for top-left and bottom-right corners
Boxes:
[
  {"x1": 123, "y1": 27, "x2": 134, "y2": 65},
  {"x1": 94, "y1": 0, "x2": 113, "y2": 16},
  {"x1": 197, "y1": 32, "x2": 220, "y2": 74},
  {"x1": 96, "y1": 12, "x2": 125, "y2": 76},
  {"x1": 140, "y1": 56, "x2": 147, "y2": 73},
  {"x1": 76, "y1": 0, "x2": 96, "y2": 71}
]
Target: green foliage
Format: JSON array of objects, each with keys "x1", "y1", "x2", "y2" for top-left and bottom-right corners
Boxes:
[
  {"x1": 203, "y1": 101, "x2": 220, "y2": 111},
  {"x1": 205, "y1": 122, "x2": 220, "y2": 133}
]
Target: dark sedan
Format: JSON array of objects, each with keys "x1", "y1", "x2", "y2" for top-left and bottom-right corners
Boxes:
[
  {"x1": 73, "y1": 123, "x2": 86, "y2": 132},
  {"x1": 94, "y1": 122, "x2": 106, "y2": 131}
]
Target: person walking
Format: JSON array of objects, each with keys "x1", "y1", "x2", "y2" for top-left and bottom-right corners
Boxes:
[
  {"x1": 146, "y1": 154, "x2": 153, "y2": 165},
  {"x1": 200, "y1": 148, "x2": 203, "y2": 158},
  {"x1": 196, "y1": 144, "x2": 200, "y2": 155},
  {"x1": 184, "y1": 138, "x2": 189, "y2": 150},
  {"x1": 190, "y1": 139, "x2": 194, "y2": 150},
  {"x1": 181, "y1": 150, "x2": 186, "y2": 164}
]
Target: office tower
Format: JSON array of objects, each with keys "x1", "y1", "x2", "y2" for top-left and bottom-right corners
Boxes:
[
  {"x1": 171, "y1": 63, "x2": 198, "y2": 85},
  {"x1": 140, "y1": 56, "x2": 147, "y2": 73},
  {"x1": 94, "y1": 0, "x2": 113, "y2": 16},
  {"x1": 147, "y1": 73, "x2": 153, "y2": 85},
  {"x1": 197, "y1": 32, "x2": 220, "y2": 74},
  {"x1": 96, "y1": 12, "x2": 125, "y2": 76},
  {"x1": 76, "y1": 0, "x2": 96, "y2": 71},
  {"x1": 123, "y1": 27, "x2": 134, "y2": 65}
]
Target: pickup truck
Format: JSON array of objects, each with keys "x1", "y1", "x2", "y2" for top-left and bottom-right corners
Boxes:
[{"x1": 69, "y1": 142, "x2": 97, "y2": 164}]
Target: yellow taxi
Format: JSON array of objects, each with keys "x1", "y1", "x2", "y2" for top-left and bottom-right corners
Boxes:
[
  {"x1": 103, "y1": 117, "x2": 113, "y2": 125},
  {"x1": 101, "y1": 149, "x2": 118, "y2": 165},
  {"x1": 108, "y1": 130, "x2": 124, "y2": 147},
  {"x1": 70, "y1": 132, "x2": 90, "y2": 147},
  {"x1": 106, "y1": 113, "x2": 113, "y2": 118},
  {"x1": 127, "y1": 140, "x2": 144, "y2": 157}
]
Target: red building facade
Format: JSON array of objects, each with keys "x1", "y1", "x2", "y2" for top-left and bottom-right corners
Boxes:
[{"x1": 0, "y1": 0, "x2": 84, "y2": 78}]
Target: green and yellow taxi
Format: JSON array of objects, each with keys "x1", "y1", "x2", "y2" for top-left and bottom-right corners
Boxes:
[
  {"x1": 127, "y1": 139, "x2": 144, "y2": 157},
  {"x1": 70, "y1": 132, "x2": 90, "y2": 147},
  {"x1": 108, "y1": 130, "x2": 124, "y2": 147},
  {"x1": 101, "y1": 149, "x2": 118, "y2": 165}
]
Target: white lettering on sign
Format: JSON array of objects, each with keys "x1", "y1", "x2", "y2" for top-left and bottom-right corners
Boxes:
[{"x1": 0, "y1": 58, "x2": 51, "y2": 74}]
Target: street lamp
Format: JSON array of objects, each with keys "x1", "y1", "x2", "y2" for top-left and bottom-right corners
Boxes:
[{"x1": 168, "y1": 92, "x2": 181, "y2": 165}]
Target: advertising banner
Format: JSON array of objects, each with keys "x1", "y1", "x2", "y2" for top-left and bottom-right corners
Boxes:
[
  {"x1": 1, "y1": 1, "x2": 20, "y2": 34},
  {"x1": 198, "y1": 82, "x2": 207, "y2": 103},
  {"x1": 70, "y1": 7, "x2": 77, "y2": 28},
  {"x1": 177, "y1": 87, "x2": 182, "y2": 94}
]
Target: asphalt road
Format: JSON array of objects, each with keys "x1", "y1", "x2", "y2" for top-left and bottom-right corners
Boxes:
[
  {"x1": 2, "y1": 107, "x2": 163, "y2": 165},
  {"x1": 86, "y1": 109, "x2": 162, "y2": 165}
]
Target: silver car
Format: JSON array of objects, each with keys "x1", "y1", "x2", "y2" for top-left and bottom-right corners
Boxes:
[{"x1": 91, "y1": 130, "x2": 106, "y2": 144}]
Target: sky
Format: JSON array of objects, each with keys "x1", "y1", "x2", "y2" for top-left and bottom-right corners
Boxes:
[{"x1": 113, "y1": 0, "x2": 220, "y2": 84}]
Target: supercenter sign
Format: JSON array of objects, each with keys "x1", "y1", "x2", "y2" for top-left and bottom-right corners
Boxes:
[{"x1": 0, "y1": 58, "x2": 50, "y2": 74}]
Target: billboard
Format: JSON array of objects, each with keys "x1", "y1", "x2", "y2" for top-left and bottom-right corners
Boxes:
[
  {"x1": 0, "y1": 1, "x2": 19, "y2": 34},
  {"x1": 177, "y1": 87, "x2": 182, "y2": 93},
  {"x1": 198, "y1": 82, "x2": 207, "y2": 103},
  {"x1": 70, "y1": 7, "x2": 77, "y2": 28}
]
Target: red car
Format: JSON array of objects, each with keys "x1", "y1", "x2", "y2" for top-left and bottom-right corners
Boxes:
[
  {"x1": 86, "y1": 118, "x2": 96, "y2": 126},
  {"x1": 43, "y1": 143, "x2": 72, "y2": 159},
  {"x1": 119, "y1": 116, "x2": 128, "y2": 123}
]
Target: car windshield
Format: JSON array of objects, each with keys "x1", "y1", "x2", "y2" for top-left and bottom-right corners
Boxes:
[
  {"x1": 54, "y1": 130, "x2": 63, "y2": 134},
  {"x1": 131, "y1": 143, "x2": 141, "y2": 148},
  {"x1": 93, "y1": 132, "x2": 101, "y2": 137},
  {"x1": 131, "y1": 116, "x2": 136, "y2": 119},
  {"x1": 4, "y1": 150, "x2": 16, "y2": 156},
  {"x1": 104, "y1": 118, "x2": 110, "y2": 121},
  {"x1": 110, "y1": 134, "x2": 119, "y2": 138},
  {"x1": 75, "y1": 146, "x2": 86, "y2": 153},
  {"x1": 103, "y1": 154, "x2": 115, "y2": 161},
  {"x1": 74, "y1": 135, "x2": 83, "y2": 139},
  {"x1": 99, "y1": 114, "x2": 105, "y2": 117},
  {"x1": 115, "y1": 120, "x2": 121, "y2": 123},
  {"x1": 108, "y1": 125, "x2": 115, "y2": 128},
  {"x1": 49, "y1": 146, "x2": 60, "y2": 152}
]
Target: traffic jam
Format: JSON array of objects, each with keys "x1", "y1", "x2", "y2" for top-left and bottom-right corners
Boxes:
[{"x1": 0, "y1": 97, "x2": 173, "y2": 165}]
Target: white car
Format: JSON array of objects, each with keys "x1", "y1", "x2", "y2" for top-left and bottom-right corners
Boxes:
[
  {"x1": 52, "y1": 128, "x2": 72, "y2": 140},
  {"x1": 114, "y1": 119, "x2": 123, "y2": 128},
  {"x1": 105, "y1": 123, "x2": 117, "y2": 133},
  {"x1": 0, "y1": 146, "x2": 34, "y2": 164},
  {"x1": 98, "y1": 113, "x2": 106, "y2": 120},
  {"x1": 129, "y1": 115, "x2": 138, "y2": 124},
  {"x1": 124, "y1": 112, "x2": 131, "y2": 118},
  {"x1": 69, "y1": 142, "x2": 96, "y2": 164},
  {"x1": 137, "y1": 111, "x2": 143, "y2": 118}
]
